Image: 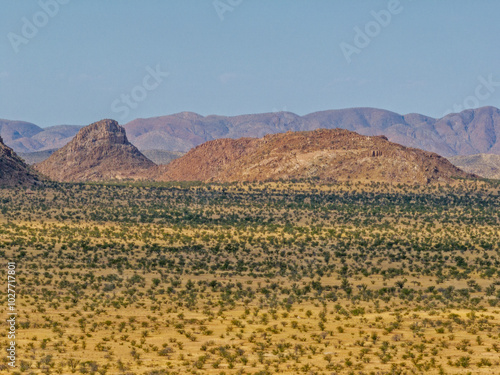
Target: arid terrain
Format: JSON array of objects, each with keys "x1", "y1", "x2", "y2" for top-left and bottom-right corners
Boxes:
[
  {"x1": 1, "y1": 115, "x2": 498, "y2": 375},
  {"x1": 26, "y1": 119, "x2": 475, "y2": 184},
  {"x1": 148, "y1": 128, "x2": 472, "y2": 184},
  {"x1": 448, "y1": 154, "x2": 500, "y2": 180},
  {"x1": 35, "y1": 120, "x2": 155, "y2": 182},
  {"x1": 3, "y1": 1, "x2": 500, "y2": 374},
  {"x1": 1, "y1": 179, "x2": 499, "y2": 374}
]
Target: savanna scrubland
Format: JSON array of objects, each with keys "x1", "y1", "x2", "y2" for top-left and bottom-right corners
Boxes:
[{"x1": 1, "y1": 179, "x2": 500, "y2": 375}]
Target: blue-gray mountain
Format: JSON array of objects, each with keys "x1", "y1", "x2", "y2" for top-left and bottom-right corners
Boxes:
[
  {"x1": 2, "y1": 106, "x2": 500, "y2": 157},
  {"x1": 0, "y1": 119, "x2": 82, "y2": 153}
]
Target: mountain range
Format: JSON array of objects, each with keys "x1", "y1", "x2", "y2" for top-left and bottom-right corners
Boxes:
[
  {"x1": 3, "y1": 106, "x2": 500, "y2": 158},
  {"x1": 30, "y1": 119, "x2": 474, "y2": 184},
  {"x1": 0, "y1": 119, "x2": 82, "y2": 153},
  {"x1": 16, "y1": 119, "x2": 472, "y2": 185}
]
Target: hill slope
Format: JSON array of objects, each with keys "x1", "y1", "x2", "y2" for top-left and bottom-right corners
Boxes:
[
  {"x1": 19, "y1": 149, "x2": 57, "y2": 165},
  {"x1": 140, "y1": 149, "x2": 184, "y2": 165},
  {"x1": 148, "y1": 128, "x2": 473, "y2": 184},
  {"x1": 35, "y1": 119, "x2": 155, "y2": 182},
  {"x1": 0, "y1": 135, "x2": 41, "y2": 186},
  {"x1": 448, "y1": 154, "x2": 500, "y2": 179}
]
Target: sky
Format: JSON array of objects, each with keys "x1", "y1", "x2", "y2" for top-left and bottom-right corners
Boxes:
[{"x1": 1, "y1": 0, "x2": 499, "y2": 127}]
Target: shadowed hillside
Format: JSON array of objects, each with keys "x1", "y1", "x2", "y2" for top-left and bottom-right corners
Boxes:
[{"x1": 0, "y1": 135, "x2": 41, "y2": 186}]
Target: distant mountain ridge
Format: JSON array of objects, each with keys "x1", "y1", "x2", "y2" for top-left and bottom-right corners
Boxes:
[
  {"x1": 28, "y1": 120, "x2": 474, "y2": 184},
  {"x1": 3, "y1": 106, "x2": 500, "y2": 157},
  {"x1": 123, "y1": 106, "x2": 500, "y2": 157},
  {"x1": 0, "y1": 119, "x2": 82, "y2": 153},
  {"x1": 140, "y1": 150, "x2": 185, "y2": 165},
  {"x1": 18, "y1": 149, "x2": 57, "y2": 165}
]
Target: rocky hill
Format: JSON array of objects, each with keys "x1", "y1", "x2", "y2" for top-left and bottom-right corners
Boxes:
[
  {"x1": 0, "y1": 135, "x2": 41, "y2": 186},
  {"x1": 35, "y1": 119, "x2": 155, "y2": 182},
  {"x1": 448, "y1": 154, "x2": 500, "y2": 179},
  {"x1": 148, "y1": 128, "x2": 473, "y2": 184}
]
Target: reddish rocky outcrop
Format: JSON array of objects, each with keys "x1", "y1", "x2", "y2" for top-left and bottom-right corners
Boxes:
[
  {"x1": 147, "y1": 128, "x2": 474, "y2": 184},
  {"x1": 35, "y1": 119, "x2": 155, "y2": 182}
]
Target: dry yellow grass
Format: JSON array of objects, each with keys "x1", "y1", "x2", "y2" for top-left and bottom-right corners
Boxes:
[{"x1": 1, "y1": 180, "x2": 499, "y2": 374}]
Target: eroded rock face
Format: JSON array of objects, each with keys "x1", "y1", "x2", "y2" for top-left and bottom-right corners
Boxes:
[
  {"x1": 147, "y1": 128, "x2": 474, "y2": 184},
  {"x1": 0, "y1": 135, "x2": 41, "y2": 186},
  {"x1": 35, "y1": 119, "x2": 155, "y2": 182}
]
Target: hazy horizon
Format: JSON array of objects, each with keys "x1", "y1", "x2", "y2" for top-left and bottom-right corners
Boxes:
[
  {"x1": 3, "y1": 105, "x2": 500, "y2": 129},
  {"x1": 1, "y1": 0, "x2": 499, "y2": 127}
]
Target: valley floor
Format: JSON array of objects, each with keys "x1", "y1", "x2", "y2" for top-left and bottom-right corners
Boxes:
[{"x1": 1, "y1": 180, "x2": 499, "y2": 374}]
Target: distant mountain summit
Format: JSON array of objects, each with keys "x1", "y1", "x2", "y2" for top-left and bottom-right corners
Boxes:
[
  {"x1": 147, "y1": 128, "x2": 473, "y2": 184},
  {"x1": 0, "y1": 135, "x2": 40, "y2": 186},
  {"x1": 35, "y1": 119, "x2": 155, "y2": 182}
]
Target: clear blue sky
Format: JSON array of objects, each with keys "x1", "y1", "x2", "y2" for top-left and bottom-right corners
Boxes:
[{"x1": 1, "y1": 0, "x2": 499, "y2": 127}]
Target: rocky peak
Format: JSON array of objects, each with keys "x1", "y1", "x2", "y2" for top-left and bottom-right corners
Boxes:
[
  {"x1": 35, "y1": 119, "x2": 155, "y2": 182},
  {"x1": 66, "y1": 119, "x2": 127, "y2": 151}
]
